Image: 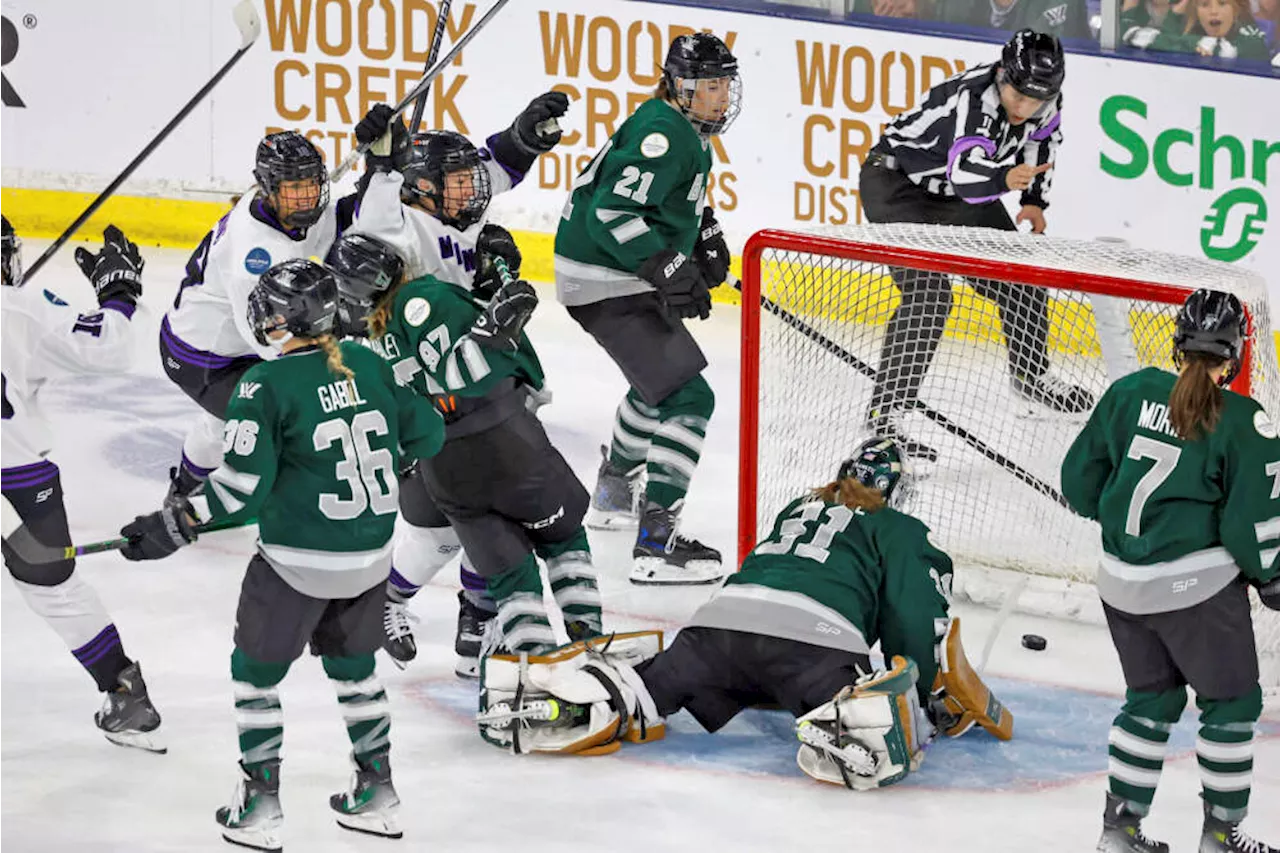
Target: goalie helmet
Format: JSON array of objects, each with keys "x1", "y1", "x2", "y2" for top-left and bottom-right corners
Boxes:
[
  {"x1": 662, "y1": 33, "x2": 742, "y2": 136},
  {"x1": 253, "y1": 131, "x2": 330, "y2": 230},
  {"x1": 398, "y1": 130, "x2": 492, "y2": 231},
  {"x1": 2, "y1": 215, "x2": 21, "y2": 287},
  {"x1": 1174, "y1": 288, "x2": 1247, "y2": 385},
  {"x1": 325, "y1": 233, "x2": 405, "y2": 338},
  {"x1": 248, "y1": 258, "x2": 339, "y2": 347},
  {"x1": 1000, "y1": 29, "x2": 1064, "y2": 101},
  {"x1": 837, "y1": 437, "x2": 913, "y2": 510}
]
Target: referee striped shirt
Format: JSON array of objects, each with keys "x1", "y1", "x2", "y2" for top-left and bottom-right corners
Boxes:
[{"x1": 874, "y1": 63, "x2": 1062, "y2": 208}]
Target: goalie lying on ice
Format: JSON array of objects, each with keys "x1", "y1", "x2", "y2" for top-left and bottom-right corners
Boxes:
[{"x1": 477, "y1": 439, "x2": 1014, "y2": 790}]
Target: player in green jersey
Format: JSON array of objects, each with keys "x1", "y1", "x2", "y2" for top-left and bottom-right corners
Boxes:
[
  {"x1": 119, "y1": 259, "x2": 446, "y2": 850},
  {"x1": 329, "y1": 230, "x2": 603, "y2": 662},
  {"x1": 476, "y1": 438, "x2": 1015, "y2": 787},
  {"x1": 1061, "y1": 289, "x2": 1279, "y2": 853},
  {"x1": 553, "y1": 33, "x2": 741, "y2": 585}
]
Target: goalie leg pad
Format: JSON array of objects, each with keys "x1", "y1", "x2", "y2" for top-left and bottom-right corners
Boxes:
[
  {"x1": 794, "y1": 656, "x2": 927, "y2": 791},
  {"x1": 931, "y1": 617, "x2": 1014, "y2": 741}
]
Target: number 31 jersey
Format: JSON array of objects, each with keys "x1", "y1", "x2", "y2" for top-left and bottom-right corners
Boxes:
[
  {"x1": 1061, "y1": 366, "x2": 1280, "y2": 614},
  {"x1": 204, "y1": 341, "x2": 444, "y2": 599}
]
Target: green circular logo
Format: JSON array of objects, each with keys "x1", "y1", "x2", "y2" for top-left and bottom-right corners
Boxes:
[{"x1": 1200, "y1": 186, "x2": 1268, "y2": 263}]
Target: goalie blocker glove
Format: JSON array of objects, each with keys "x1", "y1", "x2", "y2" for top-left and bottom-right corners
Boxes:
[
  {"x1": 692, "y1": 207, "x2": 730, "y2": 286},
  {"x1": 74, "y1": 224, "x2": 144, "y2": 310},
  {"x1": 470, "y1": 278, "x2": 538, "y2": 353},
  {"x1": 637, "y1": 248, "x2": 712, "y2": 321},
  {"x1": 119, "y1": 501, "x2": 198, "y2": 561},
  {"x1": 473, "y1": 223, "x2": 523, "y2": 300}
]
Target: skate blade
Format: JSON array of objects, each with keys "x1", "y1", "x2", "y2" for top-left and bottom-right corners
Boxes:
[
  {"x1": 584, "y1": 512, "x2": 639, "y2": 531},
  {"x1": 103, "y1": 728, "x2": 167, "y2": 754},
  {"x1": 220, "y1": 826, "x2": 282, "y2": 852},
  {"x1": 454, "y1": 656, "x2": 480, "y2": 679},
  {"x1": 629, "y1": 558, "x2": 726, "y2": 586},
  {"x1": 335, "y1": 811, "x2": 403, "y2": 839}
]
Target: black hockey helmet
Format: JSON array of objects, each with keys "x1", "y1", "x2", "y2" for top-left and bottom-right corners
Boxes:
[
  {"x1": 253, "y1": 131, "x2": 330, "y2": 230},
  {"x1": 1000, "y1": 30, "x2": 1065, "y2": 101},
  {"x1": 837, "y1": 437, "x2": 913, "y2": 509},
  {"x1": 325, "y1": 232, "x2": 405, "y2": 338},
  {"x1": 662, "y1": 33, "x2": 742, "y2": 136},
  {"x1": 2, "y1": 215, "x2": 21, "y2": 288},
  {"x1": 397, "y1": 130, "x2": 492, "y2": 231},
  {"x1": 248, "y1": 258, "x2": 340, "y2": 347},
  {"x1": 1174, "y1": 288, "x2": 1247, "y2": 385}
]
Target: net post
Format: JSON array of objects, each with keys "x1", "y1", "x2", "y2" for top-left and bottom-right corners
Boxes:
[{"x1": 737, "y1": 233, "x2": 768, "y2": 566}]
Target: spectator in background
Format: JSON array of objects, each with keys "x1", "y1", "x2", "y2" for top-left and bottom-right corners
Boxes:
[
  {"x1": 937, "y1": 0, "x2": 1092, "y2": 39},
  {"x1": 1120, "y1": 0, "x2": 1184, "y2": 31},
  {"x1": 1253, "y1": 0, "x2": 1280, "y2": 60},
  {"x1": 1123, "y1": 0, "x2": 1269, "y2": 59},
  {"x1": 851, "y1": 0, "x2": 935, "y2": 19}
]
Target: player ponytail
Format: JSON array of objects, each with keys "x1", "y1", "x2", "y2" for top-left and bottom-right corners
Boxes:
[
  {"x1": 1168, "y1": 351, "x2": 1225, "y2": 441},
  {"x1": 316, "y1": 333, "x2": 355, "y2": 382},
  {"x1": 365, "y1": 281, "x2": 405, "y2": 340},
  {"x1": 810, "y1": 477, "x2": 885, "y2": 513}
]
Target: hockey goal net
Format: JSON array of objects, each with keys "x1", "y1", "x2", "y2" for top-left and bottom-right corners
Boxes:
[{"x1": 737, "y1": 224, "x2": 1280, "y2": 691}]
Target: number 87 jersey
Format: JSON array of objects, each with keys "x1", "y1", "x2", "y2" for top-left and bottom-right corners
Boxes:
[
  {"x1": 1061, "y1": 366, "x2": 1280, "y2": 615},
  {"x1": 203, "y1": 341, "x2": 445, "y2": 599}
]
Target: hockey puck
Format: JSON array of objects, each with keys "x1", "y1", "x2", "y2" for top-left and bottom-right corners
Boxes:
[{"x1": 1021, "y1": 633, "x2": 1048, "y2": 651}]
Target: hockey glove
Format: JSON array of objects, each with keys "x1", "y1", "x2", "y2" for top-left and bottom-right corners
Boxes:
[
  {"x1": 355, "y1": 103, "x2": 408, "y2": 173},
  {"x1": 473, "y1": 223, "x2": 523, "y2": 300},
  {"x1": 471, "y1": 278, "x2": 538, "y2": 353},
  {"x1": 637, "y1": 248, "x2": 712, "y2": 321},
  {"x1": 1257, "y1": 576, "x2": 1280, "y2": 612},
  {"x1": 74, "y1": 225, "x2": 144, "y2": 310},
  {"x1": 119, "y1": 502, "x2": 198, "y2": 561},
  {"x1": 692, "y1": 208, "x2": 730, "y2": 286},
  {"x1": 512, "y1": 91, "x2": 570, "y2": 154}
]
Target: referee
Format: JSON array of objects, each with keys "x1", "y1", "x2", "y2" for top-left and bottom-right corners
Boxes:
[{"x1": 861, "y1": 29, "x2": 1092, "y2": 461}]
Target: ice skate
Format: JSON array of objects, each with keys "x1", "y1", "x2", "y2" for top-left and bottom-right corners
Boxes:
[
  {"x1": 1199, "y1": 805, "x2": 1277, "y2": 853},
  {"x1": 865, "y1": 405, "x2": 938, "y2": 462},
  {"x1": 1096, "y1": 793, "x2": 1169, "y2": 853},
  {"x1": 215, "y1": 760, "x2": 283, "y2": 852},
  {"x1": 455, "y1": 590, "x2": 496, "y2": 679},
  {"x1": 630, "y1": 501, "x2": 724, "y2": 585},
  {"x1": 330, "y1": 751, "x2": 402, "y2": 839},
  {"x1": 584, "y1": 445, "x2": 644, "y2": 530},
  {"x1": 94, "y1": 661, "x2": 165, "y2": 754},
  {"x1": 381, "y1": 599, "x2": 418, "y2": 670},
  {"x1": 1011, "y1": 369, "x2": 1095, "y2": 414}
]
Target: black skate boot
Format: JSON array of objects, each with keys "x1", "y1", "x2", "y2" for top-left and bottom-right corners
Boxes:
[
  {"x1": 455, "y1": 590, "x2": 496, "y2": 679},
  {"x1": 165, "y1": 464, "x2": 206, "y2": 512},
  {"x1": 1096, "y1": 793, "x2": 1169, "y2": 853},
  {"x1": 865, "y1": 404, "x2": 938, "y2": 462},
  {"x1": 95, "y1": 661, "x2": 165, "y2": 754},
  {"x1": 1200, "y1": 804, "x2": 1277, "y2": 853},
  {"x1": 584, "y1": 445, "x2": 643, "y2": 530},
  {"x1": 1011, "y1": 370, "x2": 1095, "y2": 413},
  {"x1": 631, "y1": 501, "x2": 724, "y2": 586},
  {"x1": 381, "y1": 597, "x2": 418, "y2": 670},
  {"x1": 330, "y1": 751, "x2": 402, "y2": 839},
  {"x1": 215, "y1": 760, "x2": 283, "y2": 852}
]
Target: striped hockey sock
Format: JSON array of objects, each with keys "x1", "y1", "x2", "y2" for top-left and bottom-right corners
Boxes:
[
  {"x1": 1196, "y1": 688, "x2": 1262, "y2": 822},
  {"x1": 230, "y1": 649, "x2": 290, "y2": 771},
  {"x1": 609, "y1": 391, "x2": 658, "y2": 470},
  {"x1": 387, "y1": 568, "x2": 420, "y2": 604},
  {"x1": 486, "y1": 556, "x2": 557, "y2": 654},
  {"x1": 324, "y1": 655, "x2": 391, "y2": 762},
  {"x1": 1107, "y1": 712, "x2": 1172, "y2": 812},
  {"x1": 646, "y1": 413, "x2": 708, "y2": 509},
  {"x1": 540, "y1": 531, "x2": 602, "y2": 635}
]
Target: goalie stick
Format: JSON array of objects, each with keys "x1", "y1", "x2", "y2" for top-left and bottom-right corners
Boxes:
[
  {"x1": 731, "y1": 274, "x2": 1070, "y2": 508},
  {"x1": 23, "y1": 0, "x2": 262, "y2": 282},
  {"x1": 408, "y1": 0, "x2": 454, "y2": 135}
]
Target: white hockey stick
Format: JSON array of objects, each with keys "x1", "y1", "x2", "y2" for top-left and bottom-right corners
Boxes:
[{"x1": 976, "y1": 573, "x2": 1030, "y2": 676}]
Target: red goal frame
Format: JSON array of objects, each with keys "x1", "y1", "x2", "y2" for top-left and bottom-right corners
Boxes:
[{"x1": 737, "y1": 228, "x2": 1256, "y2": 564}]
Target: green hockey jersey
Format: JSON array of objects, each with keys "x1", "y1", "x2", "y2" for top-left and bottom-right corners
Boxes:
[
  {"x1": 205, "y1": 341, "x2": 445, "y2": 599},
  {"x1": 937, "y1": 0, "x2": 1092, "y2": 40},
  {"x1": 686, "y1": 495, "x2": 953, "y2": 700},
  {"x1": 554, "y1": 97, "x2": 713, "y2": 307},
  {"x1": 1061, "y1": 367, "x2": 1280, "y2": 615},
  {"x1": 1120, "y1": 8, "x2": 1270, "y2": 61}
]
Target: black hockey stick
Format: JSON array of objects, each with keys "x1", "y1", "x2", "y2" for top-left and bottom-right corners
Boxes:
[
  {"x1": 408, "y1": 0, "x2": 454, "y2": 135},
  {"x1": 23, "y1": 0, "x2": 262, "y2": 283},
  {"x1": 732, "y1": 276, "x2": 1070, "y2": 508}
]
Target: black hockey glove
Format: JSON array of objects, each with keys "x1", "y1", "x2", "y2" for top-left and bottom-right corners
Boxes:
[
  {"x1": 511, "y1": 91, "x2": 570, "y2": 154},
  {"x1": 470, "y1": 278, "x2": 538, "y2": 353},
  {"x1": 1257, "y1": 576, "x2": 1280, "y2": 612},
  {"x1": 692, "y1": 207, "x2": 730, "y2": 286},
  {"x1": 119, "y1": 502, "x2": 198, "y2": 562},
  {"x1": 354, "y1": 103, "x2": 408, "y2": 173},
  {"x1": 74, "y1": 224, "x2": 143, "y2": 309},
  {"x1": 637, "y1": 248, "x2": 712, "y2": 321},
  {"x1": 473, "y1": 223, "x2": 523, "y2": 300}
]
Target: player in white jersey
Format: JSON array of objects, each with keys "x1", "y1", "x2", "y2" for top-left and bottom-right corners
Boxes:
[
  {"x1": 334, "y1": 95, "x2": 567, "y2": 676},
  {"x1": 0, "y1": 216, "x2": 164, "y2": 752},
  {"x1": 159, "y1": 131, "x2": 338, "y2": 507}
]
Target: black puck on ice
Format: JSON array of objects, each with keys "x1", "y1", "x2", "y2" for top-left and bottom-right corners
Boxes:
[{"x1": 1021, "y1": 633, "x2": 1048, "y2": 651}]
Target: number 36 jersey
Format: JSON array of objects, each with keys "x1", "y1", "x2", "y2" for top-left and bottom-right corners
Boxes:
[
  {"x1": 1061, "y1": 366, "x2": 1280, "y2": 615},
  {"x1": 204, "y1": 342, "x2": 445, "y2": 599}
]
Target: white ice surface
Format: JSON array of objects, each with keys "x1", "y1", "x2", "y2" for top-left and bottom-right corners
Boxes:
[{"x1": 3, "y1": 241, "x2": 1276, "y2": 852}]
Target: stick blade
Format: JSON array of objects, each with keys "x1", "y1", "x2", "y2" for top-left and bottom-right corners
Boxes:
[{"x1": 232, "y1": 0, "x2": 262, "y2": 49}]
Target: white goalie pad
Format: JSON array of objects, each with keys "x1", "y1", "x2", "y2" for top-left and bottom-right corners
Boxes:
[
  {"x1": 476, "y1": 631, "x2": 665, "y2": 755},
  {"x1": 794, "y1": 656, "x2": 929, "y2": 791}
]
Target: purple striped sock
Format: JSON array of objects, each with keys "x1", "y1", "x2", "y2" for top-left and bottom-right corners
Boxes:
[
  {"x1": 72, "y1": 624, "x2": 121, "y2": 667},
  {"x1": 460, "y1": 565, "x2": 487, "y2": 592},
  {"x1": 388, "y1": 568, "x2": 420, "y2": 597}
]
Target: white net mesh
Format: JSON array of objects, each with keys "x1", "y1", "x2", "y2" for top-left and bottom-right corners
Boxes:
[{"x1": 743, "y1": 223, "x2": 1279, "y2": 690}]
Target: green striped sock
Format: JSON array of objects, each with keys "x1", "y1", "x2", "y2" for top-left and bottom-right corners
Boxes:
[
  {"x1": 540, "y1": 531, "x2": 602, "y2": 634},
  {"x1": 610, "y1": 392, "x2": 659, "y2": 469},
  {"x1": 323, "y1": 655, "x2": 391, "y2": 762},
  {"x1": 1108, "y1": 712, "x2": 1173, "y2": 812},
  {"x1": 486, "y1": 556, "x2": 557, "y2": 654}
]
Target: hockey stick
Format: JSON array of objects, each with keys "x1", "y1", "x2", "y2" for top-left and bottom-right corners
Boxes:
[
  {"x1": 408, "y1": 0, "x2": 454, "y2": 135},
  {"x1": 976, "y1": 573, "x2": 1030, "y2": 676},
  {"x1": 23, "y1": 0, "x2": 262, "y2": 282},
  {"x1": 731, "y1": 275, "x2": 1070, "y2": 508},
  {"x1": 331, "y1": 0, "x2": 513, "y2": 183},
  {"x1": 0, "y1": 495, "x2": 249, "y2": 565}
]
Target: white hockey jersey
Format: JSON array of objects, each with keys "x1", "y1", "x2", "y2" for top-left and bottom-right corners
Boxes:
[
  {"x1": 349, "y1": 152, "x2": 516, "y2": 287},
  {"x1": 164, "y1": 193, "x2": 338, "y2": 360},
  {"x1": 1, "y1": 285, "x2": 137, "y2": 469}
]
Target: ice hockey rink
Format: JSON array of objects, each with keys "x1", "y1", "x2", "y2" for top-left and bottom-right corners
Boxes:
[{"x1": 2, "y1": 241, "x2": 1277, "y2": 852}]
